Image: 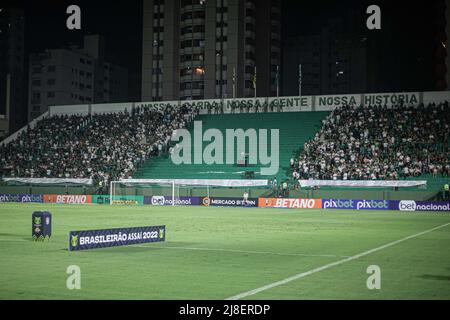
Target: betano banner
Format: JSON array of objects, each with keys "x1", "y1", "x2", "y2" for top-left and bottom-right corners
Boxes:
[
  {"x1": 44, "y1": 194, "x2": 92, "y2": 204},
  {"x1": 68, "y1": 225, "x2": 166, "y2": 251},
  {"x1": 258, "y1": 198, "x2": 322, "y2": 209}
]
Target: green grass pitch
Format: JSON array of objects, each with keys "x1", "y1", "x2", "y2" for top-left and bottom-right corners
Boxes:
[{"x1": 0, "y1": 203, "x2": 449, "y2": 299}]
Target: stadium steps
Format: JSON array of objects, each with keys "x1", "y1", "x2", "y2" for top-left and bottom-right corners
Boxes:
[{"x1": 133, "y1": 111, "x2": 329, "y2": 181}]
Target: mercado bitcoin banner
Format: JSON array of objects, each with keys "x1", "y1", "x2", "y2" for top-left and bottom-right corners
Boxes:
[
  {"x1": 93, "y1": 195, "x2": 144, "y2": 205},
  {"x1": 44, "y1": 194, "x2": 92, "y2": 204},
  {"x1": 0, "y1": 194, "x2": 44, "y2": 203},
  {"x1": 258, "y1": 198, "x2": 322, "y2": 209},
  {"x1": 201, "y1": 197, "x2": 258, "y2": 207},
  {"x1": 69, "y1": 225, "x2": 166, "y2": 251},
  {"x1": 390, "y1": 200, "x2": 450, "y2": 212}
]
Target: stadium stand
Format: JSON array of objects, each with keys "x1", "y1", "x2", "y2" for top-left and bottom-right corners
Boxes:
[
  {"x1": 0, "y1": 105, "x2": 198, "y2": 188},
  {"x1": 0, "y1": 95, "x2": 448, "y2": 199},
  {"x1": 290, "y1": 102, "x2": 450, "y2": 188},
  {"x1": 133, "y1": 111, "x2": 329, "y2": 180}
]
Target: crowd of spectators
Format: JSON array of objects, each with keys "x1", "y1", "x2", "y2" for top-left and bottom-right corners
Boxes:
[
  {"x1": 291, "y1": 102, "x2": 450, "y2": 181},
  {"x1": 0, "y1": 104, "x2": 198, "y2": 188}
]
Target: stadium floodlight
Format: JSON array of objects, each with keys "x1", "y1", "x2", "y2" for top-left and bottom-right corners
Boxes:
[{"x1": 110, "y1": 179, "x2": 268, "y2": 206}]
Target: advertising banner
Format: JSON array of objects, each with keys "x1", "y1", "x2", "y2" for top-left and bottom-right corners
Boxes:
[
  {"x1": 143, "y1": 196, "x2": 201, "y2": 206},
  {"x1": 258, "y1": 198, "x2": 322, "y2": 209},
  {"x1": 93, "y1": 195, "x2": 144, "y2": 205},
  {"x1": 363, "y1": 92, "x2": 419, "y2": 107},
  {"x1": 69, "y1": 225, "x2": 165, "y2": 251},
  {"x1": 44, "y1": 194, "x2": 92, "y2": 204},
  {"x1": 315, "y1": 94, "x2": 361, "y2": 111},
  {"x1": 0, "y1": 194, "x2": 44, "y2": 203},
  {"x1": 323, "y1": 199, "x2": 390, "y2": 210},
  {"x1": 390, "y1": 200, "x2": 450, "y2": 212},
  {"x1": 201, "y1": 197, "x2": 258, "y2": 207}
]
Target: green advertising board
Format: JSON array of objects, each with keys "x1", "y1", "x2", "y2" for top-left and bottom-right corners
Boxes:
[{"x1": 92, "y1": 195, "x2": 144, "y2": 205}]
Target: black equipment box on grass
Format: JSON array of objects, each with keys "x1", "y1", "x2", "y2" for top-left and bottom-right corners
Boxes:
[{"x1": 32, "y1": 211, "x2": 52, "y2": 241}]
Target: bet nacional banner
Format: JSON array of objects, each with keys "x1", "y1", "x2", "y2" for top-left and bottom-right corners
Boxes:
[
  {"x1": 390, "y1": 200, "x2": 450, "y2": 212},
  {"x1": 69, "y1": 225, "x2": 166, "y2": 251},
  {"x1": 143, "y1": 196, "x2": 201, "y2": 206},
  {"x1": 258, "y1": 198, "x2": 322, "y2": 209}
]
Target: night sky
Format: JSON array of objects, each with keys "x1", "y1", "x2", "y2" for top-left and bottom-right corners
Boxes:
[
  {"x1": 19, "y1": 0, "x2": 143, "y2": 101},
  {"x1": 282, "y1": 0, "x2": 441, "y2": 93},
  {"x1": 8, "y1": 0, "x2": 445, "y2": 99}
]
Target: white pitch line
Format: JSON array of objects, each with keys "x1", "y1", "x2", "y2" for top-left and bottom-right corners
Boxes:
[
  {"x1": 225, "y1": 221, "x2": 450, "y2": 300},
  {"x1": 135, "y1": 244, "x2": 350, "y2": 258}
]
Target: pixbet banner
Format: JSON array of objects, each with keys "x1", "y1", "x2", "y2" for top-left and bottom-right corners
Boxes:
[
  {"x1": 322, "y1": 199, "x2": 390, "y2": 210},
  {"x1": 44, "y1": 194, "x2": 92, "y2": 204},
  {"x1": 143, "y1": 196, "x2": 201, "y2": 206},
  {"x1": 258, "y1": 198, "x2": 322, "y2": 209},
  {"x1": 390, "y1": 200, "x2": 450, "y2": 212},
  {"x1": 201, "y1": 197, "x2": 258, "y2": 207},
  {"x1": 0, "y1": 194, "x2": 44, "y2": 203},
  {"x1": 68, "y1": 225, "x2": 166, "y2": 251}
]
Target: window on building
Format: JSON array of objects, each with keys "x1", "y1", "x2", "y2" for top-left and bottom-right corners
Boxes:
[
  {"x1": 47, "y1": 66, "x2": 56, "y2": 72},
  {"x1": 181, "y1": 40, "x2": 192, "y2": 48},
  {"x1": 193, "y1": 11, "x2": 205, "y2": 19},
  {"x1": 193, "y1": 25, "x2": 205, "y2": 33},
  {"x1": 181, "y1": 26, "x2": 193, "y2": 34},
  {"x1": 245, "y1": 23, "x2": 255, "y2": 32},
  {"x1": 180, "y1": 68, "x2": 192, "y2": 76},
  {"x1": 47, "y1": 79, "x2": 56, "y2": 85},
  {"x1": 47, "y1": 92, "x2": 55, "y2": 98},
  {"x1": 217, "y1": 7, "x2": 228, "y2": 13},
  {"x1": 181, "y1": 12, "x2": 193, "y2": 20},
  {"x1": 193, "y1": 53, "x2": 204, "y2": 61},
  {"x1": 32, "y1": 79, "x2": 41, "y2": 86}
]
